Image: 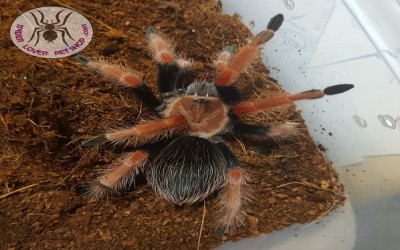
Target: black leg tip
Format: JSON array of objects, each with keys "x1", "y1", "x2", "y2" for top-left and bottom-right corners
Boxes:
[
  {"x1": 267, "y1": 14, "x2": 284, "y2": 31},
  {"x1": 217, "y1": 225, "x2": 227, "y2": 236},
  {"x1": 75, "y1": 55, "x2": 91, "y2": 65},
  {"x1": 222, "y1": 45, "x2": 234, "y2": 53},
  {"x1": 324, "y1": 84, "x2": 354, "y2": 95},
  {"x1": 81, "y1": 134, "x2": 107, "y2": 147},
  {"x1": 145, "y1": 26, "x2": 157, "y2": 38}
]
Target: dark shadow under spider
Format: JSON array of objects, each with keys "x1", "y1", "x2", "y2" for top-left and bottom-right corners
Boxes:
[{"x1": 28, "y1": 9, "x2": 75, "y2": 47}]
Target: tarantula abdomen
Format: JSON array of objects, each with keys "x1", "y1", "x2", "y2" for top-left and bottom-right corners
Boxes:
[{"x1": 146, "y1": 136, "x2": 228, "y2": 205}]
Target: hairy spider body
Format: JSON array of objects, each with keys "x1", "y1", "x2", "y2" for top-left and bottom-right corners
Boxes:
[
  {"x1": 77, "y1": 14, "x2": 353, "y2": 232},
  {"x1": 148, "y1": 136, "x2": 228, "y2": 205},
  {"x1": 163, "y1": 92, "x2": 229, "y2": 138}
]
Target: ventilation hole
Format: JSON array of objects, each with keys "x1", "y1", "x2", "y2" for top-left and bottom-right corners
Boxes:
[
  {"x1": 352, "y1": 115, "x2": 367, "y2": 128},
  {"x1": 283, "y1": 0, "x2": 295, "y2": 10},
  {"x1": 377, "y1": 114, "x2": 396, "y2": 129}
]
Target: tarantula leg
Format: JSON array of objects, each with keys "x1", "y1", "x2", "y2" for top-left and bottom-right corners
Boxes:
[
  {"x1": 157, "y1": 63, "x2": 180, "y2": 94},
  {"x1": 214, "y1": 14, "x2": 284, "y2": 87},
  {"x1": 146, "y1": 27, "x2": 194, "y2": 94},
  {"x1": 76, "y1": 56, "x2": 142, "y2": 87},
  {"x1": 104, "y1": 116, "x2": 187, "y2": 146},
  {"x1": 75, "y1": 55, "x2": 162, "y2": 109},
  {"x1": 81, "y1": 134, "x2": 107, "y2": 147},
  {"x1": 213, "y1": 140, "x2": 250, "y2": 233},
  {"x1": 218, "y1": 168, "x2": 250, "y2": 234},
  {"x1": 213, "y1": 46, "x2": 242, "y2": 104},
  {"x1": 173, "y1": 59, "x2": 194, "y2": 93},
  {"x1": 214, "y1": 45, "x2": 234, "y2": 73},
  {"x1": 146, "y1": 27, "x2": 177, "y2": 94},
  {"x1": 232, "y1": 122, "x2": 299, "y2": 142},
  {"x1": 232, "y1": 84, "x2": 354, "y2": 116},
  {"x1": 86, "y1": 150, "x2": 149, "y2": 199},
  {"x1": 146, "y1": 26, "x2": 175, "y2": 64}
]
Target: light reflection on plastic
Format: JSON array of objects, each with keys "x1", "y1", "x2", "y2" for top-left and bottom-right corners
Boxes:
[
  {"x1": 283, "y1": 0, "x2": 295, "y2": 10},
  {"x1": 377, "y1": 114, "x2": 396, "y2": 129},
  {"x1": 352, "y1": 115, "x2": 367, "y2": 128}
]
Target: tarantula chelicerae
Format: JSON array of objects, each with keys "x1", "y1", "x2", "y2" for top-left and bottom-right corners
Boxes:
[{"x1": 76, "y1": 14, "x2": 353, "y2": 232}]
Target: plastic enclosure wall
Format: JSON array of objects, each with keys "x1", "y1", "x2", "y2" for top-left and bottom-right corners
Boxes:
[
  {"x1": 222, "y1": 0, "x2": 400, "y2": 167},
  {"x1": 217, "y1": 1, "x2": 400, "y2": 250}
]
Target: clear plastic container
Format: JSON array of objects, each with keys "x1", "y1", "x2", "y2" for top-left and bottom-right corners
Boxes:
[{"x1": 218, "y1": 0, "x2": 400, "y2": 249}]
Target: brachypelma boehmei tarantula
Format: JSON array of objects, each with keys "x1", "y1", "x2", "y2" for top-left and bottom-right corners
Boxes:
[{"x1": 76, "y1": 14, "x2": 353, "y2": 233}]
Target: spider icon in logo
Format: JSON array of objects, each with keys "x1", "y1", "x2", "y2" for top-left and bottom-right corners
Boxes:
[{"x1": 28, "y1": 9, "x2": 75, "y2": 47}]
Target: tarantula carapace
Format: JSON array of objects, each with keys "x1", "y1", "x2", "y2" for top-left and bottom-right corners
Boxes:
[{"x1": 76, "y1": 14, "x2": 353, "y2": 233}]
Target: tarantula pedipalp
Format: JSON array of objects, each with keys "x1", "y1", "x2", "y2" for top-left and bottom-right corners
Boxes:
[
  {"x1": 28, "y1": 9, "x2": 75, "y2": 47},
  {"x1": 76, "y1": 14, "x2": 353, "y2": 232}
]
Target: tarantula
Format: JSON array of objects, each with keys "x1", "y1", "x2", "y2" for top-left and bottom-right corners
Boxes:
[{"x1": 76, "y1": 14, "x2": 353, "y2": 233}]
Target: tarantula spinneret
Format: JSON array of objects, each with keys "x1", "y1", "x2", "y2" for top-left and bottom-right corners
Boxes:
[{"x1": 76, "y1": 14, "x2": 353, "y2": 233}]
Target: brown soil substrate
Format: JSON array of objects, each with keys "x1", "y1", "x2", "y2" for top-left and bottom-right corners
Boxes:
[{"x1": 0, "y1": 0, "x2": 345, "y2": 249}]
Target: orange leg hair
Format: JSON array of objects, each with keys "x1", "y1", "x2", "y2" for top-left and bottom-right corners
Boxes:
[
  {"x1": 214, "y1": 14, "x2": 284, "y2": 87},
  {"x1": 232, "y1": 84, "x2": 354, "y2": 116},
  {"x1": 105, "y1": 116, "x2": 187, "y2": 146},
  {"x1": 213, "y1": 46, "x2": 233, "y2": 73},
  {"x1": 87, "y1": 150, "x2": 149, "y2": 199},
  {"x1": 83, "y1": 59, "x2": 143, "y2": 88},
  {"x1": 146, "y1": 27, "x2": 176, "y2": 64},
  {"x1": 76, "y1": 55, "x2": 162, "y2": 110},
  {"x1": 218, "y1": 168, "x2": 250, "y2": 232}
]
